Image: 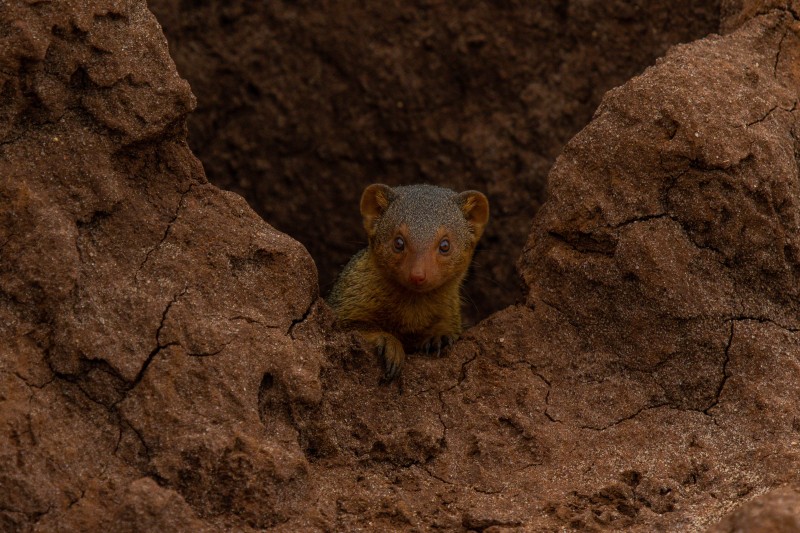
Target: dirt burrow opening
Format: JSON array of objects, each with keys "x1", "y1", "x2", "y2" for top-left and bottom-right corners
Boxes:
[{"x1": 148, "y1": 0, "x2": 721, "y2": 325}]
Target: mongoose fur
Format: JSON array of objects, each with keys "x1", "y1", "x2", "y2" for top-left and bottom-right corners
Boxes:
[{"x1": 328, "y1": 183, "x2": 490, "y2": 380}]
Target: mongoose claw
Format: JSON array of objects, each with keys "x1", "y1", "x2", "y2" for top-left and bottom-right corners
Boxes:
[
  {"x1": 383, "y1": 349, "x2": 404, "y2": 381},
  {"x1": 376, "y1": 335, "x2": 405, "y2": 381},
  {"x1": 384, "y1": 360, "x2": 400, "y2": 381},
  {"x1": 420, "y1": 335, "x2": 454, "y2": 357}
]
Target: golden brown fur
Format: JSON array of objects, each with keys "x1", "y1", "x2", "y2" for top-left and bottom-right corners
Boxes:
[{"x1": 328, "y1": 183, "x2": 489, "y2": 380}]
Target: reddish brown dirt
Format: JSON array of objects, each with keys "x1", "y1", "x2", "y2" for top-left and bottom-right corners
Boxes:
[
  {"x1": 709, "y1": 487, "x2": 800, "y2": 532},
  {"x1": 146, "y1": 0, "x2": 722, "y2": 325},
  {"x1": 3, "y1": 1, "x2": 800, "y2": 532}
]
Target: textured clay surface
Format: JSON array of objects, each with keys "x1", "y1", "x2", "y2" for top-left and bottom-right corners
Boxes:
[
  {"x1": 3, "y1": 0, "x2": 800, "y2": 531},
  {"x1": 1, "y1": 1, "x2": 322, "y2": 530},
  {"x1": 146, "y1": 0, "x2": 722, "y2": 324},
  {"x1": 709, "y1": 487, "x2": 800, "y2": 532}
]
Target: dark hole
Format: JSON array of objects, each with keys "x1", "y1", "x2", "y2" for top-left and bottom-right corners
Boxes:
[{"x1": 260, "y1": 372, "x2": 274, "y2": 391}]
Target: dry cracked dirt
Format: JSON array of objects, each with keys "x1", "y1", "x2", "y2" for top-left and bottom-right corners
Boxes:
[{"x1": 2, "y1": 0, "x2": 800, "y2": 531}]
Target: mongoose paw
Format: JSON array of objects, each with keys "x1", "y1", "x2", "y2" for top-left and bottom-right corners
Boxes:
[
  {"x1": 375, "y1": 335, "x2": 406, "y2": 381},
  {"x1": 419, "y1": 335, "x2": 455, "y2": 357}
]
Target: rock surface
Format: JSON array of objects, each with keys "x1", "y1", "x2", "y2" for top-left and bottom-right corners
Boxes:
[
  {"x1": 709, "y1": 487, "x2": 800, "y2": 533},
  {"x1": 2, "y1": 0, "x2": 800, "y2": 531},
  {"x1": 1, "y1": 1, "x2": 323, "y2": 530},
  {"x1": 146, "y1": 0, "x2": 722, "y2": 324}
]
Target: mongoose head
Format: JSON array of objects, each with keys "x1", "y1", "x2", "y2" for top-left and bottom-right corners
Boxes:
[{"x1": 360, "y1": 183, "x2": 489, "y2": 293}]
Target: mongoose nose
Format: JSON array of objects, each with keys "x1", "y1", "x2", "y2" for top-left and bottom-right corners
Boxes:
[{"x1": 409, "y1": 271, "x2": 427, "y2": 285}]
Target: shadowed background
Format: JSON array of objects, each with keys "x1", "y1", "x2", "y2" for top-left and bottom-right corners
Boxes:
[{"x1": 146, "y1": 0, "x2": 721, "y2": 323}]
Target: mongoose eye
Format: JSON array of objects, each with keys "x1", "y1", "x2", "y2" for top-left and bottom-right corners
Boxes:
[
  {"x1": 393, "y1": 236, "x2": 405, "y2": 252},
  {"x1": 438, "y1": 238, "x2": 450, "y2": 254}
]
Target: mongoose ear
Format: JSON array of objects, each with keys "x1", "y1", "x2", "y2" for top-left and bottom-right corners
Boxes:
[
  {"x1": 360, "y1": 183, "x2": 394, "y2": 237},
  {"x1": 458, "y1": 190, "x2": 490, "y2": 243}
]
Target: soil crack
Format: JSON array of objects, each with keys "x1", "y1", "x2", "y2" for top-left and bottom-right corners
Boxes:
[
  {"x1": 611, "y1": 213, "x2": 674, "y2": 229},
  {"x1": 580, "y1": 402, "x2": 671, "y2": 431},
  {"x1": 287, "y1": 300, "x2": 316, "y2": 339},
  {"x1": 135, "y1": 184, "x2": 194, "y2": 281},
  {"x1": 126, "y1": 286, "x2": 187, "y2": 391},
  {"x1": 703, "y1": 319, "x2": 735, "y2": 416},
  {"x1": 746, "y1": 100, "x2": 797, "y2": 127}
]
